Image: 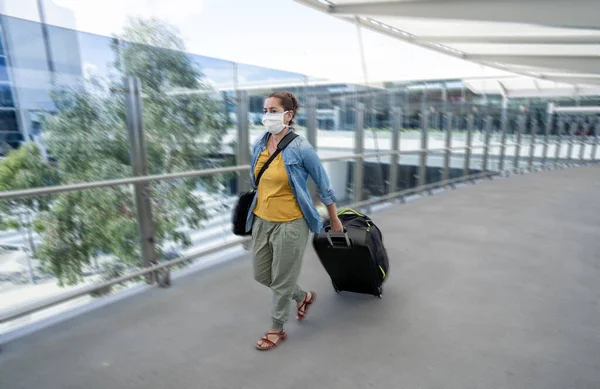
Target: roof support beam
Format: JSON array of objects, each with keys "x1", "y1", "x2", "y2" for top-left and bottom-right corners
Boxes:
[
  {"x1": 541, "y1": 76, "x2": 600, "y2": 86},
  {"x1": 330, "y1": 0, "x2": 600, "y2": 30},
  {"x1": 541, "y1": 73, "x2": 600, "y2": 79},
  {"x1": 468, "y1": 55, "x2": 600, "y2": 75},
  {"x1": 505, "y1": 87, "x2": 600, "y2": 98},
  {"x1": 417, "y1": 36, "x2": 600, "y2": 45}
]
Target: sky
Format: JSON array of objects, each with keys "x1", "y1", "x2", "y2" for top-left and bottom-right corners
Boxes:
[{"x1": 2, "y1": 0, "x2": 508, "y2": 84}]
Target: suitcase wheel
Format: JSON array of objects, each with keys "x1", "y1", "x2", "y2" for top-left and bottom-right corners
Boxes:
[{"x1": 377, "y1": 286, "x2": 383, "y2": 298}]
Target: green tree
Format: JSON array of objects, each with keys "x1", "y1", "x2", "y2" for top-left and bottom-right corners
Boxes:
[
  {"x1": 0, "y1": 143, "x2": 59, "y2": 257},
  {"x1": 36, "y1": 17, "x2": 227, "y2": 286}
]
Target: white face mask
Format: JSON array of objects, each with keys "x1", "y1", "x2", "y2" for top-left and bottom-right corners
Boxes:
[{"x1": 262, "y1": 111, "x2": 289, "y2": 134}]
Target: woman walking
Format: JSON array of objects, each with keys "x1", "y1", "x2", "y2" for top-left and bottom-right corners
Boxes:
[{"x1": 246, "y1": 92, "x2": 343, "y2": 351}]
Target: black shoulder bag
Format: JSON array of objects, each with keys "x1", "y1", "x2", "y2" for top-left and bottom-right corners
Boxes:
[{"x1": 232, "y1": 131, "x2": 299, "y2": 236}]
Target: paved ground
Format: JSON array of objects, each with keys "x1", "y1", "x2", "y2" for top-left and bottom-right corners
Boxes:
[{"x1": 1, "y1": 166, "x2": 599, "y2": 389}]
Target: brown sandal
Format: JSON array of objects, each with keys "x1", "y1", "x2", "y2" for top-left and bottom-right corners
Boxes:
[
  {"x1": 297, "y1": 291, "x2": 317, "y2": 320},
  {"x1": 255, "y1": 330, "x2": 286, "y2": 351}
]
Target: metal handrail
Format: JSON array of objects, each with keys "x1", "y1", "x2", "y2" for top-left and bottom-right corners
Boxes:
[
  {"x1": 320, "y1": 153, "x2": 360, "y2": 163},
  {"x1": 0, "y1": 141, "x2": 591, "y2": 202},
  {"x1": 0, "y1": 165, "x2": 251, "y2": 201},
  {"x1": 353, "y1": 171, "x2": 498, "y2": 209},
  {"x1": 363, "y1": 151, "x2": 396, "y2": 159},
  {"x1": 321, "y1": 150, "x2": 427, "y2": 162},
  {"x1": 398, "y1": 149, "x2": 422, "y2": 155}
]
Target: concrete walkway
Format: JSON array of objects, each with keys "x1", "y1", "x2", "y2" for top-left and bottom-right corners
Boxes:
[{"x1": 1, "y1": 167, "x2": 599, "y2": 389}]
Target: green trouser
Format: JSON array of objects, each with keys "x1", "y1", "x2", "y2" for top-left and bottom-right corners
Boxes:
[{"x1": 252, "y1": 216, "x2": 310, "y2": 331}]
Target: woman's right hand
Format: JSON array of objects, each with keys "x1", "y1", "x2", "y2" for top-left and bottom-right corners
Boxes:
[{"x1": 329, "y1": 216, "x2": 344, "y2": 233}]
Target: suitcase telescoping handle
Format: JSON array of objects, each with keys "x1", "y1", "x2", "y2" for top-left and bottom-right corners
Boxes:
[{"x1": 324, "y1": 227, "x2": 351, "y2": 248}]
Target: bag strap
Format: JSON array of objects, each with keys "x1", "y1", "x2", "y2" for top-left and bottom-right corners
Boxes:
[
  {"x1": 337, "y1": 208, "x2": 372, "y2": 227},
  {"x1": 254, "y1": 131, "x2": 298, "y2": 188}
]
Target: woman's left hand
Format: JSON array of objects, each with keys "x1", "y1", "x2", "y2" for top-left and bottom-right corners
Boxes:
[{"x1": 330, "y1": 216, "x2": 344, "y2": 233}]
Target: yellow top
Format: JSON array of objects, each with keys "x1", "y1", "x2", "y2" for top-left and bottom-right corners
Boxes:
[{"x1": 253, "y1": 148, "x2": 303, "y2": 222}]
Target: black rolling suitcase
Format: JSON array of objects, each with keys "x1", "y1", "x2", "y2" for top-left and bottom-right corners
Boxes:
[{"x1": 312, "y1": 209, "x2": 389, "y2": 297}]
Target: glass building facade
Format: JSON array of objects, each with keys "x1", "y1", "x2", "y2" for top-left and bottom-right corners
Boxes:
[
  {"x1": 0, "y1": 13, "x2": 309, "y2": 156},
  {"x1": 0, "y1": 19, "x2": 20, "y2": 153}
]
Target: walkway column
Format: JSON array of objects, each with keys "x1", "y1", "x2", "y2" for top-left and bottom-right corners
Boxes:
[{"x1": 124, "y1": 76, "x2": 158, "y2": 284}]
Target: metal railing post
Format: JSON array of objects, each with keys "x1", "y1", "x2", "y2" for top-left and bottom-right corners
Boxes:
[
  {"x1": 388, "y1": 108, "x2": 402, "y2": 196},
  {"x1": 306, "y1": 95, "x2": 319, "y2": 201},
  {"x1": 482, "y1": 115, "x2": 491, "y2": 172},
  {"x1": 542, "y1": 109, "x2": 552, "y2": 168},
  {"x1": 528, "y1": 119, "x2": 537, "y2": 171},
  {"x1": 124, "y1": 77, "x2": 158, "y2": 284},
  {"x1": 443, "y1": 113, "x2": 453, "y2": 182},
  {"x1": 514, "y1": 115, "x2": 524, "y2": 173},
  {"x1": 580, "y1": 122, "x2": 588, "y2": 162},
  {"x1": 306, "y1": 95, "x2": 318, "y2": 147},
  {"x1": 555, "y1": 118, "x2": 564, "y2": 167},
  {"x1": 464, "y1": 114, "x2": 473, "y2": 177},
  {"x1": 567, "y1": 120, "x2": 576, "y2": 163},
  {"x1": 419, "y1": 112, "x2": 429, "y2": 188},
  {"x1": 354, "y1": 103, "x2": 365, "y2": 203},
  {"x1": 236, "y1": 90, "x2": 251, "y2": 193},
  {"x1": 593, "y1": 122, "x2": 599, "y2": 161},
  {"x1": 499, "y1": 109, "x2": 508, "y2": 173},
  {"x1": 441, "y1": 84, "x2": 448, "y2": 125}
]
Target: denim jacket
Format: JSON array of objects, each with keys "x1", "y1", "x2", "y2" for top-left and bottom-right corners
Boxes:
[{"x1": 245, "y1": 128, "x2": 336, "y2": 233}]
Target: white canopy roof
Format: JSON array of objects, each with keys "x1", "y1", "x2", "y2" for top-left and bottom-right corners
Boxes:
[
  {"x1": 464, "y1": 77, "x2": 600, "y2": 99},
  {"x1": 296, "y1": 0, "x2": 600, "y2": 96}
]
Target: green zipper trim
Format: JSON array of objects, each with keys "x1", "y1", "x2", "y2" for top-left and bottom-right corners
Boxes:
[{"x1": 337, "y1": 208, "x2": 365, "y2": 217}]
